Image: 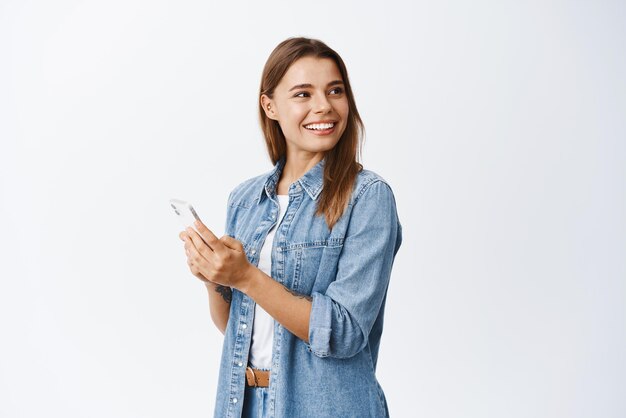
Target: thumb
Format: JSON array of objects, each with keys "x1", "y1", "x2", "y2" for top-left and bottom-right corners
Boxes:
[{"x1": 220, "y1": 235, "x2": 244, "y2": 252}]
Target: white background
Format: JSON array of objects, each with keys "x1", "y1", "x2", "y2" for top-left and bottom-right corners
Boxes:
[{"x1": 1, "y1": 1, "x2": 625, "y2": 417}]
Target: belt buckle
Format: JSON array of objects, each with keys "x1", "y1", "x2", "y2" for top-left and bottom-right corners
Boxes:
[{"x1": 245, "y1": 366, "x2": 258, "y2": 387}]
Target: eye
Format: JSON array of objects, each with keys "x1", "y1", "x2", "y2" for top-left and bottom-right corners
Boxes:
[
  {"x1": 329, "y1": 87, "x2": 344, "y2": 95},
  {"x1": 294, "y1": 91, "x2": 310, "y2": 98}
]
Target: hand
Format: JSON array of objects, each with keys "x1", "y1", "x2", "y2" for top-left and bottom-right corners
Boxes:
[
  {"x1": 179, "y1": 229, "x2": 210, "y2": 284},
  {"x1": 178, "y1": 220, "x2": 253, "y2": 291}
]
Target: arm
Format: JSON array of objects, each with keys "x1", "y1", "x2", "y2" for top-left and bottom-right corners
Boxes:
[
  {"x1": 241, "y1": 181, "x2": 401, "y2": 352},
  {"x1": 181, "y1": 235, "x2": 232, "y2": 334},
  {"x1": 181, "y1": 191, "x2": 235, "y2": 335},
  {"x1": 306, "y1": 180, "x2": 402, "y2": 358},
  {"x1": 206, "y1": 282, "x2": 232, "y2": 335},
  {"x1": 183, "y1": 202, "x2": 311, "y2": 340},
  {"x1": 183, "y1": 181, "x2": 401, "y2": 352},
  {"x1": 190, "y1": 239, "x2": 310, "y2": 339},
  {"x1": 205, "y1": 190, "x2": 240, "y2": 335},
  {"x1": 239, "y1": 268, "x2": 312, "y2": 343},
  {"x1": 185, "y1": 231, "x2": 310, "y2": 338}
]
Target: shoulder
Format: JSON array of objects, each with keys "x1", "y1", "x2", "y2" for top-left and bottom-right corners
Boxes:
[
  {"x1": 345, "y1": 168, "x2": 402, "y2": 247},
  {"x1": 349, "y1": 167, "x2": 397, "y2": 207},
  {"x1": 227, "y1": 167, "x2": 273, "y2": 208}
]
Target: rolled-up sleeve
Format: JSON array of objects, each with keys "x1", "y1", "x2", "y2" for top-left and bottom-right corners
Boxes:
[{"x1": 307, "y1": 180, "x2": 402, "y2": 358}]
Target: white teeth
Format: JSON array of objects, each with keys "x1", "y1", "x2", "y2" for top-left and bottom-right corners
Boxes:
[{"x1": 304, "y1": 122, "x2": 335, "y2": 130}]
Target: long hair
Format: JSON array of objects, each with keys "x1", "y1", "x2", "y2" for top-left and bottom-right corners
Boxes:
[{"x1": 258, "y1": 37, "x2": 364, "y2": 230}]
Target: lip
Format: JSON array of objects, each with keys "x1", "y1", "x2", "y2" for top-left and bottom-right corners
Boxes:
[
  {"x1": 303, "y1": 120, "x2": 337, "y2": 126},
  {"x1": 304, "y1": 124, "x2": 336, "y2": 136},
  {"x1": 302, "y1": 120, "x2": 339, "y2": 136}
]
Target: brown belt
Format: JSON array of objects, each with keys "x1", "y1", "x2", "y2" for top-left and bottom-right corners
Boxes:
[{"x1": 245, "y1": 366, "x2": 270, "y2": 388}]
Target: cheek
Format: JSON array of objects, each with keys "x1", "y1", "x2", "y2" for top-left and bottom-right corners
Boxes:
[
  {"x1": 283, "y1": 106, "x2": 307, "y2": 128},
  {"x1": 338, "y1": 99, "x2": 350, "y2": 119}
]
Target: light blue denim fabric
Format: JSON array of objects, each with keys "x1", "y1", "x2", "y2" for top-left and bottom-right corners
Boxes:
[
  {"x1": 213, "y1": 157, "x2": 402, "y2": 418},
  {"x1": 242, "y1": 386, "x2": 269, "y2": 418}
]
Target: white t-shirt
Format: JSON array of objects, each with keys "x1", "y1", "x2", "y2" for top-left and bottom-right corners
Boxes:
[{"x1": 248, "y1": 194, "x2": 289, "y2": 370}]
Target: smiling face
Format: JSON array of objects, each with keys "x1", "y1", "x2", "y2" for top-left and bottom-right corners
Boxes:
[{"x1": 260, "y1": 56, "x2": 349, "y2": 162}]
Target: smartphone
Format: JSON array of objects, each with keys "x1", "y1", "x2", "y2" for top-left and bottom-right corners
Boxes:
[{"x1": 169, "y1": 198, "x2": 202, "y2": 235}]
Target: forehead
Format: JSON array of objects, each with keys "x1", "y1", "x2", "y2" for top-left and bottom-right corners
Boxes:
[{"x1": 279, "y1": 56, "x2": 343, "y2": 88}]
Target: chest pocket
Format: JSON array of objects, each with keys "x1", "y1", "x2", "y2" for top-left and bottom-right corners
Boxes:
[{"x1": 285, "y1": 239, "x2": 344, "y2": 295}]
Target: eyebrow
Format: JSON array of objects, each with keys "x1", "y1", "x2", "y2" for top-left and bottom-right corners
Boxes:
[{"x1": 288, "y1": 80, "x2": 344, "y2": 92}]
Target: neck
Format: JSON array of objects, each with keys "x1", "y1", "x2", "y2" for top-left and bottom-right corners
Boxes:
[{"x1": 280, "y1": 151, "x2": 324, "y2": 185}]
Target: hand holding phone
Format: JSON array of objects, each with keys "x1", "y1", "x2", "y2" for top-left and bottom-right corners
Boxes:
[{"x1": 171, "y1": 198, "x2": 249, "y2": 291}]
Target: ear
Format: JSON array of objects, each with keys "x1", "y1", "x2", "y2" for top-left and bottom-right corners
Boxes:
[{"x1": 260, "y1": 94, "x2": 279, "y2": 121}]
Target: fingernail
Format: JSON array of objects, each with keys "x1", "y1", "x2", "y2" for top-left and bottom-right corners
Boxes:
[{"x1": 194, "y1": 220, "x2": 201, "y2": 227}]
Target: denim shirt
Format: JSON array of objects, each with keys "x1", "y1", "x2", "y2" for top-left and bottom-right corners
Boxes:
[{"x1": 214, "y1": 157, "x2": 402, "y2": 418}]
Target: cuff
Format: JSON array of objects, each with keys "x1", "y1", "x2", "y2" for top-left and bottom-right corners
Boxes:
[{"x1": 306, "y1": 291, "x2": 332, "y2": 357}]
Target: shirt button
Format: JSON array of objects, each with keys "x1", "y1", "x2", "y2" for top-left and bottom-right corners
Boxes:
[
  {"x1": 242, "y1": 324, "x2": 247, "y2": 329},
  {"x1": 232, "y1": 398, "x2": 238, "y2": 403},
  {"x1": 237, "y1": 362, "x2": 243, "y2": 367},
  {"x1": 250, "y1": 249, "x2": 256, "y2": 255}
]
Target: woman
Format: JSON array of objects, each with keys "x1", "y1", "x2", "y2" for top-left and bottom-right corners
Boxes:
[{"x1": 179, "y1": 37, "x2": 402, "y2": 418}]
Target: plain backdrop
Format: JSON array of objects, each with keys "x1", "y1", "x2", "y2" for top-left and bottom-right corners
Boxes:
[{"x1": 1, "y1": 1, "x2": 625, "y2": 417}]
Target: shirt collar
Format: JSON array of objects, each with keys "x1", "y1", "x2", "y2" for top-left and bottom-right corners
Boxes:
[{"x1": 258, "y1": 156, "x2": 325, "y2": 203}]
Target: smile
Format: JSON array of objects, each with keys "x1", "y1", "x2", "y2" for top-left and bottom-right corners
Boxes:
[
  {"x1": 303, "y1": 122, "x2": 336, "y2": 136},
  {"x1": 304, "y1": 122, "x2": 335, "y2": 130}
]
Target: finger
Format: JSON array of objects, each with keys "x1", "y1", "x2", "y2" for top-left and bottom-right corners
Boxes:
[
  {"x1": 183, "y1": 240, "x2": 210, "y2": 283},
  {"x1": 188, "y1": 261, "x2": 205, "y2": 281},
  {"x1": 186, "y1": 226, "x2": 214, "y2": 252},
  {"x1": 193, "y1": 220, "x2": 227, "y2": 254},
  {"x1": 220, "y1": 235, "x2": 244, "y2": 252},
  {"x1": 186, "y1": 236, "x2": 215, "y2": 278},
  {"x1": 186, "y1": 228, "x2": 215, "y2": 262},
  {"x1": 184, "y1": 239, "x2": 203, "y2": 263},
  {"x1": 183, "y1": 235, "x2": 192, "y2": 252}
]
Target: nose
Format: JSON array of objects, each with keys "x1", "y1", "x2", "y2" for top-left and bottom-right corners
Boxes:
[{"x1": 313, "y1": 93, "x2": 332, "y2": 114}]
